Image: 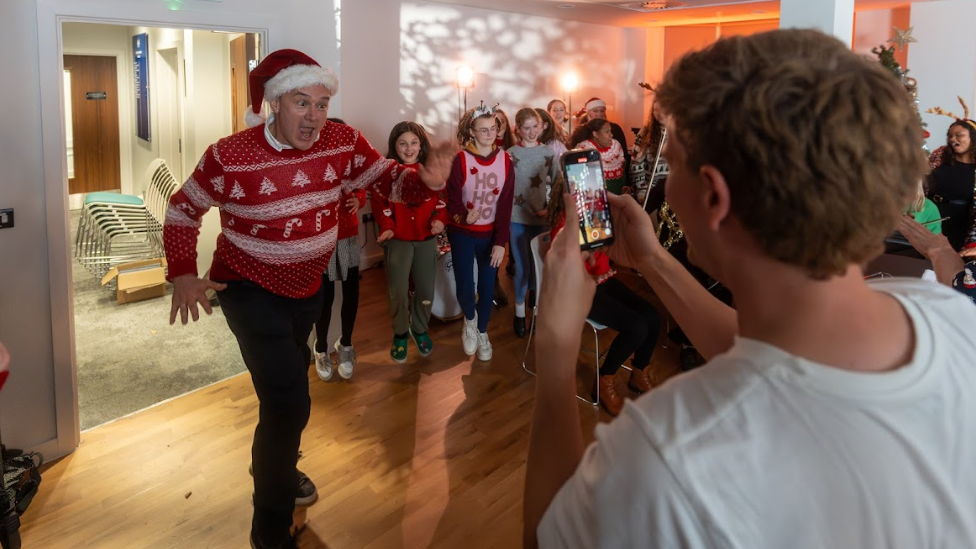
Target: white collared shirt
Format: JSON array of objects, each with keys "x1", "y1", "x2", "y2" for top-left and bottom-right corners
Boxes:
[{"x1": 264, "y1": 114, "x2": 293, "y2": 152}]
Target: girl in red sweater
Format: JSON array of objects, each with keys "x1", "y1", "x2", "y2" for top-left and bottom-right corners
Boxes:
[
  {"x1": 314, "y1": 118, "x2": 366, "y2": 381},
  {"x1": 371, "y1": 122, "x2": 447, "y2": 362}
]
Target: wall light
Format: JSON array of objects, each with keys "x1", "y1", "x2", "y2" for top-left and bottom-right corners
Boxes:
[
  {"x1": 561, "y1": 72, "x2": 579, "y2": 133},
  {"x1": 456, "y1": 65, "x2": 475, "y2": 120}
]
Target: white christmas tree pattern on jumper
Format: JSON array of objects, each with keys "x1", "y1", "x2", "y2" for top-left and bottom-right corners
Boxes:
[
  {"x1": 210, "y1": 176, "x2": 225, "y2": 194},
  {"x1": 229, "y1": 181, "x2": 246, "y2": 199},
  {"x1": 259, "y1": 177, "x2": 278, "y2": 196},
  {"x1": 323, "y1": 165, "x2": 338, "y2": 183},
  {"x1": 292, "y1": 170, "x2": 311, "y2": 188}
]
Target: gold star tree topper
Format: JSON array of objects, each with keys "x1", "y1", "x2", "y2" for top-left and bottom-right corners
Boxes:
[{"x1": 889, "y1": 26, "x2": 917, "y2": 51}]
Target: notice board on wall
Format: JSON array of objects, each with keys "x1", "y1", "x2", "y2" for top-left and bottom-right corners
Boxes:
[{"x1": 133, "y1": 33, "x2": 150, "y2": 142}]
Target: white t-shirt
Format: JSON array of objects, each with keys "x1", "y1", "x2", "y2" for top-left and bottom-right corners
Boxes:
[{"x1": 538, "y1": 278, "x2": 976, "y2": 548}]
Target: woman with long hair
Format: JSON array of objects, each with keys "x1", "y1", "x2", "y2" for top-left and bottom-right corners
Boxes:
[
  {"x1": 546, "y1": 99, "x2": 570, "y2": 145},
  {"x1": 927, "y1": 119, "x2": 976, "y2": 250}
]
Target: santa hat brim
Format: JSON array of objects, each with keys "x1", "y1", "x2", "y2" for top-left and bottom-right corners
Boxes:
[
  {"x1": 265, "y1": 64, "x2": 338, "y2": 103},
  {"x1": 246, "y1": 63, "x2": 339, "y2": 128}
]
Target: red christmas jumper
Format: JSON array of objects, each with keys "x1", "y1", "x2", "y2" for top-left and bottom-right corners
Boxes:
[{"x1": 164, "y1": 121, "x2": 431, "y2": 298}]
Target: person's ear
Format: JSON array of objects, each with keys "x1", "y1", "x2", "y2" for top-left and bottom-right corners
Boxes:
[
  {"x1": 699, "y1": 165, "x2": 731, "y2": 231},
  {"x1": 270, "y1": 98, "x2": 280, "y2": 115}
]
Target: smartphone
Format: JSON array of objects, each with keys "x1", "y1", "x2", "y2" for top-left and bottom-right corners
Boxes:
[{"x1": 561, "y1": 149, "x2": 615, "y2": 250}]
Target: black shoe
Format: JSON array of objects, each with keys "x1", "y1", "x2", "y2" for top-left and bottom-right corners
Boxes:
[
  {"x1": 248, "y1": 465, "x2": 317, "y2": 506},
  {"x1": 250, "y1": 531, "x2": 297, "y2": 549},
  {"x1": 295, "y1": 470, "x2": 317, "y2": 505},
  {"x1": 513, "y1": 315, "x2": 526, "y2": 338}
]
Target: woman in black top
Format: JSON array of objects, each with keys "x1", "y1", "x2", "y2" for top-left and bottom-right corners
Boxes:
[{"x1": 927, "y1": 120, "x2": 976, "y2": 250}]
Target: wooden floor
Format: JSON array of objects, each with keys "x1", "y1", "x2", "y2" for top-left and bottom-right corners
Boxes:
[{"x1": 21, "y1": 266, "x2": 680, "y2": 549}]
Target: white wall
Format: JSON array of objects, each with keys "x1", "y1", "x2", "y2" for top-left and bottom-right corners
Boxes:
[
  {"x1": 5, "y1": 0, "x2": 339, "y2": 460},
  {"x1": 342, "y1": 0, "x2": 644, "y2": 149},
  {"x1": 339, "y1": 0, "x2": 651, "y2": 298},
  {"x1": 909, "y1": 0, "x2": 976, "y2": 150}
]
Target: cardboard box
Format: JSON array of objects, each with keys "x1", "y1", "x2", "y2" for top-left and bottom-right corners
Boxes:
[{"x1": 100, "y1": 258, "x2": 168, "y2": 304}]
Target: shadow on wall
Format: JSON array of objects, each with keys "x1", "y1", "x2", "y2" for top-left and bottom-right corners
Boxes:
[{"x1": 399, "y1": 2, "x2": 639, "y2": 141}]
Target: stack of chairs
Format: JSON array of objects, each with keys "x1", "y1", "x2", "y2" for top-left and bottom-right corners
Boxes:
[{"x1": 74, "y1": 159, "x2": 181, "y2": 278}]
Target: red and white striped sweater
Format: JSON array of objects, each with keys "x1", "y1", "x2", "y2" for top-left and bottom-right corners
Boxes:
[{"x1": 164, "y1": 122, "x2": 428, "y2": 298}]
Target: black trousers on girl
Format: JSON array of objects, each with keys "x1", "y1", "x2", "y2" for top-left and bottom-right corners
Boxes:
[
  {"x1": 587, "y1": 277, "x2": 662, "y2": 376},
  {"x1": 316, "y1": 266, "x2": 360, "y2": 350},
  {"x1": 217, "y1": 280, "x2": 324, "y2": 547}
]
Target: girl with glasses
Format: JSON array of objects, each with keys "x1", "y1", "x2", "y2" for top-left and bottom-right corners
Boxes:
[{"x1": 446, "y1": 103, "x2": 515, "y2": 361}]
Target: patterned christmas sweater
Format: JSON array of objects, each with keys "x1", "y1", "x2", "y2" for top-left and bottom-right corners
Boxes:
[
  {"x1": 580, "y1": 139, "x2": 626, "y2": 195},
  {"x1": 163, "y1": 122, "x2": 430, "y2": 298},
  {"x1": 370, "y1": 162, "x2": 448, "y2": 242}
]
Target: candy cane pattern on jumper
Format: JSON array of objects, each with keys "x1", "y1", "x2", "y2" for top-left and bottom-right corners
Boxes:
[
  {"x1": 251, "y1": 224, "x2": 267, "y2": 236},
  {"x1": 283, "y1": 218, "x2": 303, "y2": 238},
  {"x1": 315, "y1": 209, "x2": 332, "y2": 232},
  {"x1": 176, "y1": 202, "x2": 197, "y2": 216}
]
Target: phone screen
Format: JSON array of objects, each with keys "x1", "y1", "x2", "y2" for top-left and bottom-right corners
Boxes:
[{"x1": 563, "y1": 151, "x2": 614, "y2": 250}]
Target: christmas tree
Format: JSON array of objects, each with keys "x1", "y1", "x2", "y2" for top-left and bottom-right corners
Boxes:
[{"x1": 872, "y1": 44, "x2": 927, "y2": 138}]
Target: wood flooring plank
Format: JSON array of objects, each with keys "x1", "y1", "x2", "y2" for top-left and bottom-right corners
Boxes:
[{"x1": 20, "y1": 267, "x2": 682, "y2": 548}]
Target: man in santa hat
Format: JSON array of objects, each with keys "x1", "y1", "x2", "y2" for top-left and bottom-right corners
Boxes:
[
  {"x1": 578, "y1": 97, "x2": 631, "y2": 171},
  {"x1": 163, "y1": 49, "x2": 449, "y2": 549}
]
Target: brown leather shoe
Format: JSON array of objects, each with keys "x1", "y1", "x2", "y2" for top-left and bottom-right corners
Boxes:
[
  {"x1": 594, "y1": 374, "x2": 624, "y2": 416},
  {"x1": 627, "y1": 365, "x2": 654, "y2": 394}
]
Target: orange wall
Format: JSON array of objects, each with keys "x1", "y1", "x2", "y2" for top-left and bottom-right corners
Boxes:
[
  {"x1": 853, "y1": 8, "x2": 912, "y2": 67},
  {"x1": 662, "y1": 19, "x2": 779, "y2": 74}
]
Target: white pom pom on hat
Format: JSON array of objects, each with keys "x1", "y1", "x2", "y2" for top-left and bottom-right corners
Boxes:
[{"x1": 245, "y1": 48, "x2": 338, "y2": 128}]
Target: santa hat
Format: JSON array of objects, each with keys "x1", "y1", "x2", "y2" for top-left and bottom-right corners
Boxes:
[
  {"x1": 575, "y1": 97, "x2": 607, "y2": 118},
  {"x1": 245, "y1": 49, "x2": 339, "y2": 128}
]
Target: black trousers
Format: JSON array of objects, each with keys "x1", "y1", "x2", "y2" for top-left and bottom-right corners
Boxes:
[
  {"x1": 587, "y1": 278, "x2": 661, "y2": 376},
  {"x1": 316, "y1": 267, "x2": 360, "y2": 351},
  {"x1": 217, "y1": 280, "x2": 324, "y2": 545}
]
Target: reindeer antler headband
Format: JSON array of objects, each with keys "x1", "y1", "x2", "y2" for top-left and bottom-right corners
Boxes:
[
  {"x1": 926, "y1": 96, "x2": 976, "y2": 133},
  {"x1": 472, "y1": 101, "x2": 500, "y2": 119}
]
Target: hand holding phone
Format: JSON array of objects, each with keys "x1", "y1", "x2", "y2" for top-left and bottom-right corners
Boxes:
[{"x1": 560, "y1": 149, "x2": 615, "y2": 250}]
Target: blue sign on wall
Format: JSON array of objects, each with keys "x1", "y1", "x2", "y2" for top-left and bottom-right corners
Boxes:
[{"x1": 133, "y1": 33, "x2": 151, "y2": 142}]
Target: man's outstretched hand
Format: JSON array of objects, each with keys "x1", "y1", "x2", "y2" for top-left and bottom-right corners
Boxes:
[
  {"x1": 417, "y1": 141, "x2": 458, "y2": 192},
  {"x1": 170, "y1": 275, "x2": 228, "y2": 325}
]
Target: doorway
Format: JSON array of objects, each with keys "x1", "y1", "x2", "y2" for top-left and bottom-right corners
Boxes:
[{"x1": 63, "y1": 22, "x2": 262, "y2": 430}]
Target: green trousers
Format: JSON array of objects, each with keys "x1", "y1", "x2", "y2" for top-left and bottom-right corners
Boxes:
[{"x1": 384, "y1": 238, "x2": 438, "y2": 335}]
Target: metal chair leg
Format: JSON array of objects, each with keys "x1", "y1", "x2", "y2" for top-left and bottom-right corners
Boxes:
[{"x1": 522, "y1": 307, "x2": 537, "y2": 377}]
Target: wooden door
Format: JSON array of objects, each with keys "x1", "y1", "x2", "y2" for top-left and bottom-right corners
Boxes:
[
  {"x1": 229, "y1": 34, "x2": 258, "y2": 134},
  {"x1": 64, "y1": 55, "x2": 121, "y2": 195}
]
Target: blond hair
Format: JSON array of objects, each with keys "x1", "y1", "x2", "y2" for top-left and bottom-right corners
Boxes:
[{"x1": 656, "y1": 29, "x2": 928, "y2": 278}]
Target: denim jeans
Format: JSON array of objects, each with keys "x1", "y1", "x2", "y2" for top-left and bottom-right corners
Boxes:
[
  {"x1": 448, "y1": 230, "x2": 498, "y2": 333},
  {"x1": 510, "y1": 222, "x2": 547, "y2": 306}
]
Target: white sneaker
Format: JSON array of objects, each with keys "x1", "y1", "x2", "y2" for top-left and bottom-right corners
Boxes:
[
  {"x1": 313, "y1": 340, "x2": 332, "y2": 381},
  {"x1": 476, "y1": 332, "x2": 492, "y2": 361},
  {"x1": 462, "y1": 314, "x2": 478, "y2": 356},
  {"x1": 334, "y1": 340, "x2": 356, "y2": 379}
]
